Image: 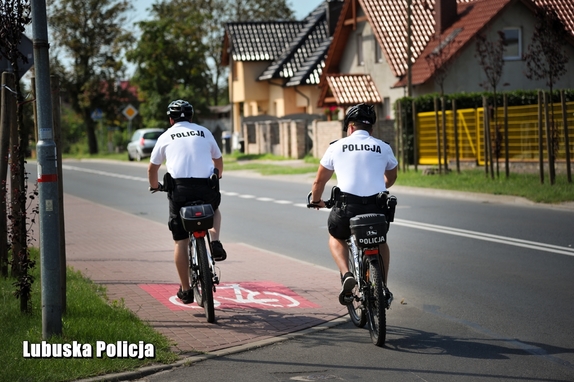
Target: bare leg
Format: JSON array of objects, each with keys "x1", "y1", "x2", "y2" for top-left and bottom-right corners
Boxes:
[
  {"x1": 174, "y1": 238, "x2": 190, "y2": 290},
  {"x1": 329, "y1": 235, "x2": 350, "y2": 275},
  {"x1": 209, "y1": 209, "x2": 222, "y2": 241}
]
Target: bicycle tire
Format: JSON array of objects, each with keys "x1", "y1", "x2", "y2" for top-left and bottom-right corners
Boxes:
[
  {"x1": 346, "y1": 254, "x2": 366, "y2": 328},
  {"x1": 192, "y1": 237, "x2": 215, "y2": 323},
  {"x1": 364, "y1": 259, "x2": 386, "y2": 346}
]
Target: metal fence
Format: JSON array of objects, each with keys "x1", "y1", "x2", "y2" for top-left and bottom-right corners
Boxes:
[{"x1": 416, "y1": 101, "x2": 574, "y2": 166}]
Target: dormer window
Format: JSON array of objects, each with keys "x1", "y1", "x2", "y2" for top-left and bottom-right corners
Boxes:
[{"x1": 502, "y1": 27, "x2": 522, "y2": 60}]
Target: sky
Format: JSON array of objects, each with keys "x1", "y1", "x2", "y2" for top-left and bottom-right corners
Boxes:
[{"x1": 131, "y1": 0, "x2": 325, "y2": 23}]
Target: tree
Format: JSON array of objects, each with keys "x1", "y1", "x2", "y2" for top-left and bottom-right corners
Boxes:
[
  {"x1": 0, "y1": 0, "x2": 34, "y2": 312},
  {"x1": 425, "y1": 32, "x2": 460, "y2": 173},
  {"x1": 475, "y1": 31, "x2": 505, "y2": 178},
  {"x1": 524, "y1": 7, "x2": 569, "y2": 185},
  {"x1": 127, "y1": 0, "x2": 295, "y2": 126},
  {"x1": 126, "y1": 0, "x2": 211, "y2": 125},
  {"x1": 48, "y1": 0, "x2": 135, "y2": 154}
]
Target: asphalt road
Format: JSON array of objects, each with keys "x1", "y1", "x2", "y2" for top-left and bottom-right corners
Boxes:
[{"x1": 30, "y1": 159, "x2": 574, "y2": 381}]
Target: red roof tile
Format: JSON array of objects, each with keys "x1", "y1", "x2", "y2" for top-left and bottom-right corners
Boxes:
[
  {"x1": 325, "y1": 74, "x2": 383, "y2": 105},
  {"x1": 394, "y1": 0, "x2": 512, "y2": 88}
]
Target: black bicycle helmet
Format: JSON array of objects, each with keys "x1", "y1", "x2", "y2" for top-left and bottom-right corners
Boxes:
[
  {"x1": 343, "y1": 103, "x2": 376, "y2": 132},
  {"x1": 167, "y1": 99, "x2": 194, "y2": 122}
]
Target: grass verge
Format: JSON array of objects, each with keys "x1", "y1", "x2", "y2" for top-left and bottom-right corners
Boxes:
[
  {"x1": 1, "y1": 249, "x2": 179, "y2": 382},
  {"x1": 394, "y1": 169, "x2": 574, "y2": 204}
]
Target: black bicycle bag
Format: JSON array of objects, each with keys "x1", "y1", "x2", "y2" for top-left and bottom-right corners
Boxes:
[
  {"x1": 180, "y1": 204, "x2": 214, "y2": 232},
  {"x1": 349, "y1": 213, "x2": 388, "y2": 248}
]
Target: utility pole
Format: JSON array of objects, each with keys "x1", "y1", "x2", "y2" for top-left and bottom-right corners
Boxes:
[{"x1": 31, "y1": 0, "x2": 62, "y2": 337}]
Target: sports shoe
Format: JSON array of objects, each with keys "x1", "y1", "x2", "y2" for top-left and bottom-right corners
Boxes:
[
  {"x1": 177, "y1": 286, "x2": 194, "y2": 304},
  {"x1": 338, "y1": 272, "x2": 356, "y2": 305},
  {"x1": 211, "y1": 240, "x2": 227, "y2": 262}
]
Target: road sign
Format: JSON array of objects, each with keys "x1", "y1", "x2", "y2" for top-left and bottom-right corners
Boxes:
[
  {"x1": 91, "y1": 108, "x2": 103, "y2": 121},
  {"x1": 0, "y1": 34, "x2": 34, "y2": 79},
  {"x1": 122, "y1": 104, "x2": 138, "y2": 120}
]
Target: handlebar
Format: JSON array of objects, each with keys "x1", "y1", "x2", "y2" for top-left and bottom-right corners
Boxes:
[{"x1": 306, "y1": 189, "x2": 336, "y2": 209}]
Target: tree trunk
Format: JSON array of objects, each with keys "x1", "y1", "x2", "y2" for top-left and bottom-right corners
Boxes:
[{"x1": 84, "y1": 109, "x2": 99, "y2": 154}]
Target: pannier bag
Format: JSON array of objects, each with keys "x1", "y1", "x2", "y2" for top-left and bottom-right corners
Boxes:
[
  {"x1": 180, "y1": 204, "x2": 214, "y2": 232},
  {"x1": 349, "y1": 213, "x2": 388, "y2": 248}
]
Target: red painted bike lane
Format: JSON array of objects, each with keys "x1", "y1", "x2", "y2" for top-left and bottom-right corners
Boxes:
[{"x1": 61, "y1": 193, "x2": 347, "y2": 355}]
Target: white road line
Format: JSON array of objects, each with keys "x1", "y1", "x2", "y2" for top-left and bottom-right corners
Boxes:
[
  {"x1": 62, "y1": 165, "x2": 573, "y2": 257},
  {"x1": 393, "y1": 219, "x2": 574, "y2": 257}
]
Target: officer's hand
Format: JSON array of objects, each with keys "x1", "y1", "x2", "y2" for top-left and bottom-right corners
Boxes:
[{"x1": 149, "y1": 182, "x2": 164, "y2": 193}]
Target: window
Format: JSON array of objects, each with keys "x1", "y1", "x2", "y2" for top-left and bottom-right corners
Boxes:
[
  {"x1": 357, "y1": 33, "x2": 364, "y2": 66},
  {"x1": 375, "y1": 40, "x2": 383, "y2": 63},
  {"x1": 502, "y1": 28, "x2": 521, "y2": 60}
]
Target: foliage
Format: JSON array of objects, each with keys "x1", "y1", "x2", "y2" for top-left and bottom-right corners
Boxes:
[
  {"x1": 475, "y1": 31, "x2": 505, "y2": 93},
  {"x1": 126, "y1": 0, "x2": 210, "y2": 126},
  {"x1": 523, "y1": 6, "x2": 569, "y2": 185},
  {"x1": 425, "y1": 33, "x2": 460, "y2": 96},
  {"x1": 524, "y1": 7, "x2": 569, "y2": 92},
  {"x1": 475, "y1": 30, "x2": 506, "y2": 177},
  {"x1": 0, "y1": 250, "x2": 179, "y2": 381},
  {"x1": 0, "y1": 0, "x2": 35, "y2": 312},
  {"x1": 126, "y1": 0, "x2": 296, "y2": 127},
  {"x1": 48, "y1": 0, "x2": 136, "y2": 154}
]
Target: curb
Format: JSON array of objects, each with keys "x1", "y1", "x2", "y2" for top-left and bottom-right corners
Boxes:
[{"x1": 76, "y1": 317, "x2": 350, "y2": 382}]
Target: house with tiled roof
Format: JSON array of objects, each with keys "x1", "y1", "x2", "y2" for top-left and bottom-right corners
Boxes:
[
  {"x1": 319, "y1": 0, "x2": 574, "y2": 115},
  {"x1": 221, "y1": 1, "x2": 344, "y2": 148}
]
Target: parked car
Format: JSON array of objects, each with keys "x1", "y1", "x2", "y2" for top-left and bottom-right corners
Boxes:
[{"x1": 127, "y1": 128, "x2": 165, "y2": 161}]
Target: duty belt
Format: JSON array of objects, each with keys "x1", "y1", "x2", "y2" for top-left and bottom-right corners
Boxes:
[
  {"x1": 335, "y1": 192, "x2": 378, "y2": 205},
  {"x1": 174, "y1": 177, "x2": 210, "y2": 186}
]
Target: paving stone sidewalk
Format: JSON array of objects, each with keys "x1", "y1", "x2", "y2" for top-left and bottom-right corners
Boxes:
[{"x1": 61, "y1": 193, "x2": 347, "y2": 355}]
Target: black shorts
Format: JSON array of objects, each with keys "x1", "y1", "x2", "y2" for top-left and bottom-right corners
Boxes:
[
  {"x1": 328, "y1": 203, "x2": 387, "y2": 241},
  {"x1": 168, "y1": 183, "x2": 221, "y2": 241}
]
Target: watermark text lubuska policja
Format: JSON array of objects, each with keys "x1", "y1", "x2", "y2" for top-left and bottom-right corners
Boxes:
[{"x1": 23, "y1": 341, "x2": 155, "y2": 359}]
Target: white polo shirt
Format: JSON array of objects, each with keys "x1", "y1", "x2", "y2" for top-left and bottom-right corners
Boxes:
[
  {"x1": 150, "y1": 121, "x2": 222, "y2": 179},
  {"x1": 320, "y1": 130, "x2": 398, "y2": 196}
]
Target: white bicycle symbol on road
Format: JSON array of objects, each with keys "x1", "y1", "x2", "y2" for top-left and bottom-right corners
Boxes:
[{"x1": 169, "y1": 283, "x2": 301, "y2": 309}]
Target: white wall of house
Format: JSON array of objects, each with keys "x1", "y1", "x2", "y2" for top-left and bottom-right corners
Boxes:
[
  {"x1": 416, "y1": 1, "x2": 574, "y2": 96},
  {"x1": 336, "y1": 12, "x2": 406, "y2": 120}
]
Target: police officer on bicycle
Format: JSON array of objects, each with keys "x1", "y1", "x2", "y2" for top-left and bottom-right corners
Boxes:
[
  {"x1": 148, "y1": 99, "x2": 227, "y2": 304},
  {"x1": 310, "y1": 103, "x2": 398, "y2": 305}
]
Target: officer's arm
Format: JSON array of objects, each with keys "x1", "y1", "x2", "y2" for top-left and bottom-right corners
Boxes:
[
  {"x1": 213, "y1": 156, "x2": 223, "y2": 178},
  {"x1": 311, "y1": 165, "x2": 334, "y2": 204},
  {"x1": 385, "y1": 166, "x2": 398, "y2": 189},
  {"x1": 148, "y1": 163, "x2": 161, "y2": 189}
]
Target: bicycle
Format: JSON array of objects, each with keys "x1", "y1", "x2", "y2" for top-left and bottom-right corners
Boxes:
[
  {"x1": 307, "y1": 187, "x2": 397, "y2": 346},
  {"x1": 151, "y1": 172, "x2": 221, "y2": 324},
  {"x1": 180, "y1": 202, "x2": 220, "y2": 323}
]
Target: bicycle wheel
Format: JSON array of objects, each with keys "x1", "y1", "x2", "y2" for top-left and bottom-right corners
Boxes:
[
  {"x1": 346, "y1": 254, "x2": 366, "y2": 328},
  {"x1": 364, "y1": 259, "x2": 386, "y2": 346},
  {"x1": 192, "y1": 237, "x2": 215, "y2": 323}
]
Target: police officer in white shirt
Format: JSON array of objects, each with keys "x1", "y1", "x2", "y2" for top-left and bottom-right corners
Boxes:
[
  {"x1": 148, "y1": 100, "x2": 226, "y2": 304},
  {"x1": 310, "y1": 103, "x2": 398, "y2": 305}
]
